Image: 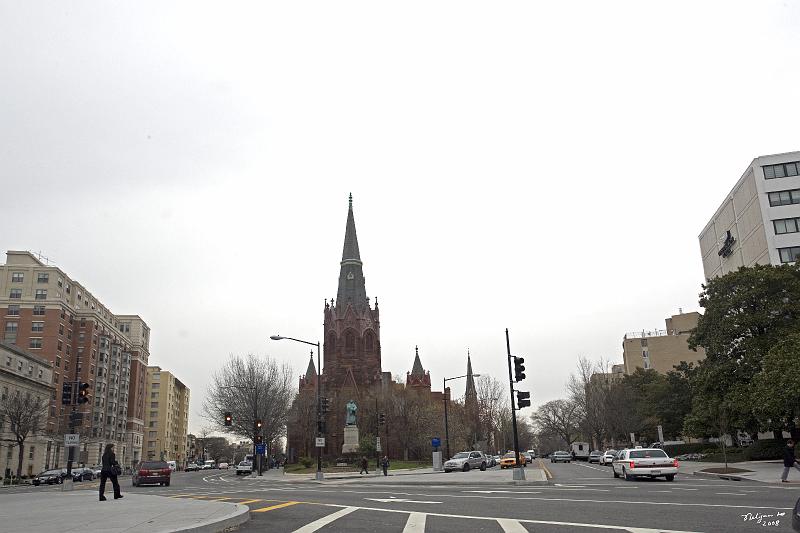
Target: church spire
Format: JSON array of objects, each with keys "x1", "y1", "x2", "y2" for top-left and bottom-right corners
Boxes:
[
  {"x1": 305, "y1": 354, "x2": 317, "y2": 380},
  {"x1": 336, "y1": 193, "x2": 368, "y2": 309},
  {"x1": 465, "y1": 352, "x2": 477, "y2": 400},
  {"x1": 411, "y1": 346, "x2": 425, "y2": 376}
]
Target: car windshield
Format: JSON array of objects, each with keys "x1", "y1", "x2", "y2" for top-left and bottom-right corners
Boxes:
[
  {"x1": 452, "y1": 452, "x2": 469, "y2": 459},
  {"x1": 503, "y1": 453, "x2": 517, "y2": 458},
  {"x1": 41, "y1": 470, "x2": 61, "y2": 475},
  {"x1": 141, "y1": 462, "x2": 169, "y2": 469},
  {"x1": 629, "y1": 450, "x2": 668, "y2": 459},
  {"x1": 239, "y1": 461, "x2": 251, "y2": 466}
]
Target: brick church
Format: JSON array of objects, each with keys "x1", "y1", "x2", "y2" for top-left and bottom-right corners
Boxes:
[{"x1": 287, "y1": 195, "x2": 453, "y2": 460}]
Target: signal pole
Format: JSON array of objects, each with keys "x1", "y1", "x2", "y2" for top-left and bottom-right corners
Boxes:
[{"x1": 505, "y1": 329, "x2": 525, "y2": 481}]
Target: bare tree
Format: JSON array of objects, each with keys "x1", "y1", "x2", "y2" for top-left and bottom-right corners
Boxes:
[
  {"x1": 203, "y1": 354, "x2": 294, "y2": 449},
  {"x1": 568, "y1": 357, "x2": 615, "y2": 449},
  {"x1": 476, "y1": 375, "x2": 507, "y2": 453},
  {"x1": 531, "y1": 399, "x2": 581, "y2": 448},
  {"x1": 389, "y1": 387, "x2": 438, "y2": 460},
  {"x1": 0, "y1": 391, "x2": 48, "y2": 478}
]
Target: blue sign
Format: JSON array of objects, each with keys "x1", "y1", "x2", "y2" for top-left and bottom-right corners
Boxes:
[
  {"x1": 256, "y1": 444, "x2": 266, "y2": 455},
  {"x1": 431, "y1": 438, "x2": 441, "y2": 448}
]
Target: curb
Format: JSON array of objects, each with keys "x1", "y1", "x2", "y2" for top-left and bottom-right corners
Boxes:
[
  {"x1": 692, "y1": 471, "x2": 765, "y2": 483},
  {"x1": 171, "y1": 503, "x2": 250, "y2": 533}
]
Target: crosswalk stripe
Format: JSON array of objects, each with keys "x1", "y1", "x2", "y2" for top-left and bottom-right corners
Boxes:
[
  {"x1": 402, "y1": 512, "x2": 426, "y2": 533},
  {"x1": 497, "y1": 518, "x2": 528, "y2": 532},
  {"x1": 252, "y1": 501, "x2": 301, "y2": 513},
  {"x1": 292, "y1": 506, "x2": 358, "y2": 532}
]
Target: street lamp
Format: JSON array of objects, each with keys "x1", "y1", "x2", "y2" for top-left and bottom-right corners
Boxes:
[
  {"x1": 443, "y1": 373, "x2": 480, "y2": 461},
  {"x1": 270, "y1": 334, "x2": 324, "y2": 481}
]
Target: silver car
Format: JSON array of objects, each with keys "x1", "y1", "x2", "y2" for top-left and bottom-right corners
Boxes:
[{"x1": 444, "y1": 451, "x2": 487, "y2": 472}]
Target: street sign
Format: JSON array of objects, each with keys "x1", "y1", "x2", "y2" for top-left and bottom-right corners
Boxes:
[
  {"x1": 657, "y1": 425, "x2": 664, "y2": 443},
  {"x1": 431, "y1": 437, "x2": 440, "y2": 448},
  {"x1": 255, "y1": 443, "x2": 266, "y2": 455},
  {"x1": 630, "y1": 432, "x2": 636, "y2": 444},
  {"x1": 64, "y1": 434, "x2": 79, "y2": 447},
  {"x1": 315, "y1": 437, "x2": 325, "y2": 448},
  {"x1": 376, "y1": 437, "x2": 382, "y2": 452}
]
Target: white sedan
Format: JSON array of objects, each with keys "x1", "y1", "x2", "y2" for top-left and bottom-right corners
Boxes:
[
  {"x1": 599, "y1": 450, "x2": 617, "y2": 465},
  {"x1": 612, "y1": 448, "x2": 678, "y2": 481},
  {"x1": 235, "y1": 461, "x2": 253, "y2": 475}
]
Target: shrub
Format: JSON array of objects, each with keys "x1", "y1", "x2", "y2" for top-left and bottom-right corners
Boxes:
[
  {"x1": 299, "y1": 457, "x2": 313, "y2": 468},
  {"x1": 743, "y1": 439, "x2": 792, "y2": 461}
]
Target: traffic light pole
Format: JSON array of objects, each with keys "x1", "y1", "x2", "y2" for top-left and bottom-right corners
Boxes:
[{"x1": 505, "y1": 329, "x2": 525, "y2": 480}]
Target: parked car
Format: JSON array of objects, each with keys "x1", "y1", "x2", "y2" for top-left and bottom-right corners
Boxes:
[
  {"x1": 792, "y1": 496, "x2": 800, "y2": 531},
  {"x1": 612, "y1": 448, "x2": 678, "y2": 481},
  {"x1": 202, "y1": 460, "x2": 215, "y2": 469},
  {"x1": 71, "y1": 467, "x2": 95, "y2": 482},
  {"x1": 132, "y1": 460, "x2": 171, "y2": 487},
  {"x1": 90, "y1": 465, "x2": 103, "y2": 477},
  {"x1": 599, "y1": 450, "x2": 617, "y2": 465},
  {"x1": 167, "y1": 461, "x2": 177, "y2": 472},
  {"x1": 499, "y1": 452, "x2": 527, "y2": 469},
  {"x1": 185, "y1": 463, "x2": 201, "y2": 472},
  {"x1": 218, "y1": 462, "x2": 229, "y2": 470},
  {"x1": 526, "y1": 449, "x2": 537, "y2": 459},
  {"x1": 588, "y1": 450, "x2": 603, "y2": 463},
  {"x1": 32, "y1": 469, "x2": 67, "y2": 485},
  {"x1": 235, "y1": 461, "x2": 253, "y2": 475},
  {"x1": 444, "y1": 451, "x2": 487, "y2": 472},
  {"x1": 550, "y1": 451, "x2": 572, "y2": 463}
]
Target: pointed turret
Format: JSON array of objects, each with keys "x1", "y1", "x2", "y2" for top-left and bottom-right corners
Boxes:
[
  {"x1": 411, "y1": 346, "x2": 424, "y2": 376},
  {"x1": 305, "y1": 355, "x2": 317, "y2": 380},
  {"x1": 406, "y1": 345, "x2": 431, "y2": 389},
  {"x1": 336, "y1": 193, "x2": 368, "y2": 310},
  {"x1": 465, "y1": 352, "x2": 477, "y2": 400}
]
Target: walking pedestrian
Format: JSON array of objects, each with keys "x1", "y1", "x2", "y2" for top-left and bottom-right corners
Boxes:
[
  {"x1": 99, "y1": 443, "x2": 123, "y2": 501},
  {"x1": 781, "y1": 440, "x2": 800, "y2": 483},
  {"x1": 381, "y1": 455, "x2": 389, "y2": 476},
  {"x1": 359, "y1": 456, "x2": 369, "y2": 475}
]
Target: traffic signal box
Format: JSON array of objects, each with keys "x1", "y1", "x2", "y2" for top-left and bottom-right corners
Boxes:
[
  {"x1": 516, "y1": 391, "x2": 531, "y2": 408},
  {"x1": 61, "y1": 382, "x2": 73, "y2": 406},
  {"x1": 513, "y1": 356, "x2": 526, "y2": 382},
  {"x1": 224, "y1": 412, "x2": 232, "y2": 426},
  {"x1": 77, "y1": 382, "x2": 90, "y2": 404}
]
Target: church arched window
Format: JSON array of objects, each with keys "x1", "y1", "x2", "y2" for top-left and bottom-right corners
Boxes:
[
  {"x1": 327, "y1": 332, "x2": 336, "y2": 350},
  {"x1": 345, "y1": 331, "x2": 355, "y2": 352},
  {"x1": 365, "y1": 331, "x2": 374, "y2": 352}
]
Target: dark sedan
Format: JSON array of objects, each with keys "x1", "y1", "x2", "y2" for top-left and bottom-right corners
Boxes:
[
  {"x1": 32, "y1": 469, "x2": 68, "y2": 485},
  {"x1": 71, "y1": 467, "x2": 95, "y2": 481}
]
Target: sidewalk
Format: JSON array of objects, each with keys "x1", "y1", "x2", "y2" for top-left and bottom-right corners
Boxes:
[
  {"x1": 0, "y1": 491, "x2": 249, "y2": 533},
  {"x1": 679, "y1": 460, "x2": 790, "y2": 484},
  {"x1": 276, "y1": 466, "x2": 548, "y2": 485}
]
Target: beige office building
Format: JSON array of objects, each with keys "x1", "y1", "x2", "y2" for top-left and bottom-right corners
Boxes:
[
  {"x1": 1, "y1": 341, "x2": 54, "y2": 477},
  {"x1": 143, "y1": 366, "x2": 190, "y2": 465},
  {"x1": 622, "y1": 312, "x2": 706, "y2": 375},
  {"x1": 700, "y1": 151, "x2": 800, "y2": 279}
]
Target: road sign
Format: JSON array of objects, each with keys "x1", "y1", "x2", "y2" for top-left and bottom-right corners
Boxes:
[
  {"x1": 431, "y1": 437, "x2": 440, "y2": 448},
  {"x1": 315, "y1": 437, "x2": 325, "y2": 448},
  {"x1": 376, "y1": 437, "x2": 381, "y2": 452},
  {"x1": 657, "y1": 425, "x2": 664, "y2": 443},
  {"x1": 255, "y1": 443, "x2": 266, "y2": 455},
  {"x1": 630, "y1": 432, "x2": 636, "y2": 444},
  {"x1": 64, "y1": 434, "x2": 79, "y2": 447}
]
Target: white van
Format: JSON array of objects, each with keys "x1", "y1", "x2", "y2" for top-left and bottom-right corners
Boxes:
[
  {"x1": 167, "y1": 460, "x2": 177, "y2": 472},
  {"x1": 571, "y1": 442, "x2": 591, "y2": 460}
]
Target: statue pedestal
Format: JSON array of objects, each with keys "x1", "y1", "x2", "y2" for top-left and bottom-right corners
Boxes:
[{"x1": 342, "y1": 426, "x2": 360, "y2": 454}]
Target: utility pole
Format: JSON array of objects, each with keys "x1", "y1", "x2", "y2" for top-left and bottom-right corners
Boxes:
[{"x1": 505, "y1": 329, "x2": 525, "y2": 480}]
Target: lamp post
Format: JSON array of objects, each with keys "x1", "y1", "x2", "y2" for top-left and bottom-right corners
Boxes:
[
  {"x1": 270, "y1": 334, "x2": 324, "y2": 481},
  {"x1": 442, "y1": 373, "x2": 480, "y2": 460}
]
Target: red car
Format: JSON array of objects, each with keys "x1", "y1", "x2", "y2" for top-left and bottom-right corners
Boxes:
[{"x1": 132, "y1": 460, "x2": 171, "y2": 487}]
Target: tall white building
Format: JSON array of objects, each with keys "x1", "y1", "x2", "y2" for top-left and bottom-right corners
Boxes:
[{"x1": 700, "y1": 151, "x2": 800, "y2": 279}]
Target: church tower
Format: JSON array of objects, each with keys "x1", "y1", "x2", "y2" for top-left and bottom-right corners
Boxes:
[
  {"x1": 322, "y1": 194, "x2": 382, "y2": 393},
  {"x1": 406, "y1": 346, "x2": 432, "y2": 390}
]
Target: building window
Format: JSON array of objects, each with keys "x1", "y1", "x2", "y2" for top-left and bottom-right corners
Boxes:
[
  {"x1": 57, "y1": 340, "x2": 63, "y2": 351},
  {"x1": 11, "y1": 272, "x2": 23, "y2": 282},
  {"x1": 774, "y1": 218, "x2": 800, "y2": 235},
  {"x1": 7, "y1": 305, "x2": 20, "y2": 316},
  {"x1": 345, "y1": 331, "x2": 355, "y2": 352},
  {"x1": 33, "y1": 305, "x2": 45, "y2": 316},
  {"x1": 764, "y1": 161, "x2": 800, "y2": 179},
  {"x1": 5, "y1": 322, "x2": 18, "y2": 334},
  {"x1": 35, "y1": 289, "x2": 47, "y2": 300},
  {"x1": 779, "y1": 246, "x2": 800, "y2": 263},
  {"x1": 38, "y1": 368, "x2": 43, "y2": 379},
  {"x1": 768, "y1": 189, "x2": 800, "y2": 207},
  {"x1": 9, "y1": 289, "x2": 22, "y2": 299},
  {"x1": 37, "y1": 273, "x2": 49, "y2": 283},
  {"x1": 55, "y1": 356, "x2": 61, "y2": 368},
  {"x1": 31, "y1": 321, "x2": 44, "y2": 333},
  {"x1": 151, "y1": 402, "x2": 158, "y2": 408},
  {"x1": 29, "y1": 338, "x2": 42, "y2": 349}
]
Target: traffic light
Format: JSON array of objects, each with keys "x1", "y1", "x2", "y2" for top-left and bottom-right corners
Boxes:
[
  {"x1": 513, "y1": 356, "x2": 526, "y2": 382},
  {"x1": 224, "y1": 412, "x2": 232, "y2": 426},
  {"x1": 378, "y1": 413, "x2": 386, "y2": 426},
  {"x1": 516, "y1": 391, "x2": 531, "y2": 409},
  {"x1": 255, "y1": 419, "x2": 263, "y2": 430},
  {"x1": 320, "y1": 397, "x2": 330, "y2": 414},
  {"x1": 77, "y1": 382, "x2": 90, "y2": 404},
  {"x1": 255, "y1": 435, "x2": 263, "y2": 445},
  {"x1": 61, "y1": 382, "x2": 73, "y2": 406}
]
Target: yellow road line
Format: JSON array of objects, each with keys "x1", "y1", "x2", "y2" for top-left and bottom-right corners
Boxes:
[
  {"x1": 251, "y1": 501, "x2": 301, "y2": 513},
  {"x1": 238, "y1": 499, "x2": 264, "y2": 505},
  {"x1": 538, "y1": 459, "x2": 553, "y2": 480},
  {"x1": 169, "y1": 494, "x2": 195, "y2": 498},
  {"x1": 208, "y1": 497, "x2": 232, "y2": 501}
]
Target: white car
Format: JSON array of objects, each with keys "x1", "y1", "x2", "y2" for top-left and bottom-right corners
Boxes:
[
  {"x1": 235, "y1": 461, "x2": 253, "y2": 475},
  {"x1": 218, "y1": 462, "x2": 229, "y2": 470},
  {"x1": 444, "y1": 451, "x2": 487, "y2": 472},
  {"x1": 599, "y1": 450, "x2": 617, "y2": 465},
  {"x1": 612, "y1": 448, "x2": 678, "y2": 481}
]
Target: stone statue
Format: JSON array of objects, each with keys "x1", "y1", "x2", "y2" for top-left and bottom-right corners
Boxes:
[{"x1": 345, "y1": 399, "x2": 357, "y2": 426}]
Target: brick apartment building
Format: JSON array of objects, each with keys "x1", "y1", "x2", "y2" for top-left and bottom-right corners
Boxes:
[{"x1": 0, "y1": 250, "x2": 150, "y2": 469}]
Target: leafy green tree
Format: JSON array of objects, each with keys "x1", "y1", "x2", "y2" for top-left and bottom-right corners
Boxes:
[
  {"x1": 752, "y1": 334, "x2": 800, "y2": 440},
  {"x1": 687, "y1": 264, "x2": 800, "y2": 437}
]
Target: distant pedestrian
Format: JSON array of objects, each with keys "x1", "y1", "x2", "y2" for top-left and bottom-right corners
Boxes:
[
  {"x1": 781, "y1": 440, "x2": 800, "y2": 483},
  {"x1": 99, "y1": 443, "x2": 122, "y2": 501},
  {"x1": 381, "y1": 456, "x2": 389, "y2": 476},
  {"x1": 359, "y1": 456, "x2": 369, "y2": 475}
]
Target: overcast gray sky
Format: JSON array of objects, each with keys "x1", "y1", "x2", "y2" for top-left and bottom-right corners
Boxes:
[{"x1": 2, "y1": 1, "x2": 799, "y2": 435}]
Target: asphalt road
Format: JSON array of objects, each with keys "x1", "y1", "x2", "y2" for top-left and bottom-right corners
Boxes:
[{"x1": 7, "y1": 463, "x2": 799, "y2": 532}]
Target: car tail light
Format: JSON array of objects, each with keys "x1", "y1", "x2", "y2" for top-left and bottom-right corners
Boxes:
[
  {"x1": 673, "y1": 459, "x2": 679, "y2": 468},
  {"x1": 162, "y1": 469, "x2": 170, "y2": 475},
  {"x1": 629, "y1": 461, "x2": 635, "y2": 469},
  {"x1": 139, "y1": 470, "x2": 147, "y2": 476}
]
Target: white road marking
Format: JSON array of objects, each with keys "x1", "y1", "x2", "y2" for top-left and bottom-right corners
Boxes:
[
  {"x1": 365, "y1": 497, "x2": 442, "y2": 504},
  {"x1": 715, "y1": 492, "x2": 746, "y2": 496},
  {"x1": 464, "y1": 490, "x2": 541, "y2": 494},
  {"x1": 292, "y1": 506, "x2": 358, "y2": 533},
  {"x1": 402, "y1": 512, "x2": 426, "y2": 533},
  {"x1": 497, "y1": 518, "x2": 528, "y2": 532}
]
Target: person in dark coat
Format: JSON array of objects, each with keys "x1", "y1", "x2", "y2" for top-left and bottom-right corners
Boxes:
[
  {"x1": 359, "y1": 456, "x2": 369, "y2": 475},
  {"x1": 781, "y1": 440, "x2": 800, "y2": 482},
  {"x1": 99, "y1": 443, "x2": 123, "y2": 501},
  {"x1": 381, "y1": 456, "x2": 389, "y2": 476}
]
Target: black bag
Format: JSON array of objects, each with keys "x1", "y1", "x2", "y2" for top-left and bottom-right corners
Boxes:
[{"x1": 112, "y1": 464, "x2": 122, "y2": 476}]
